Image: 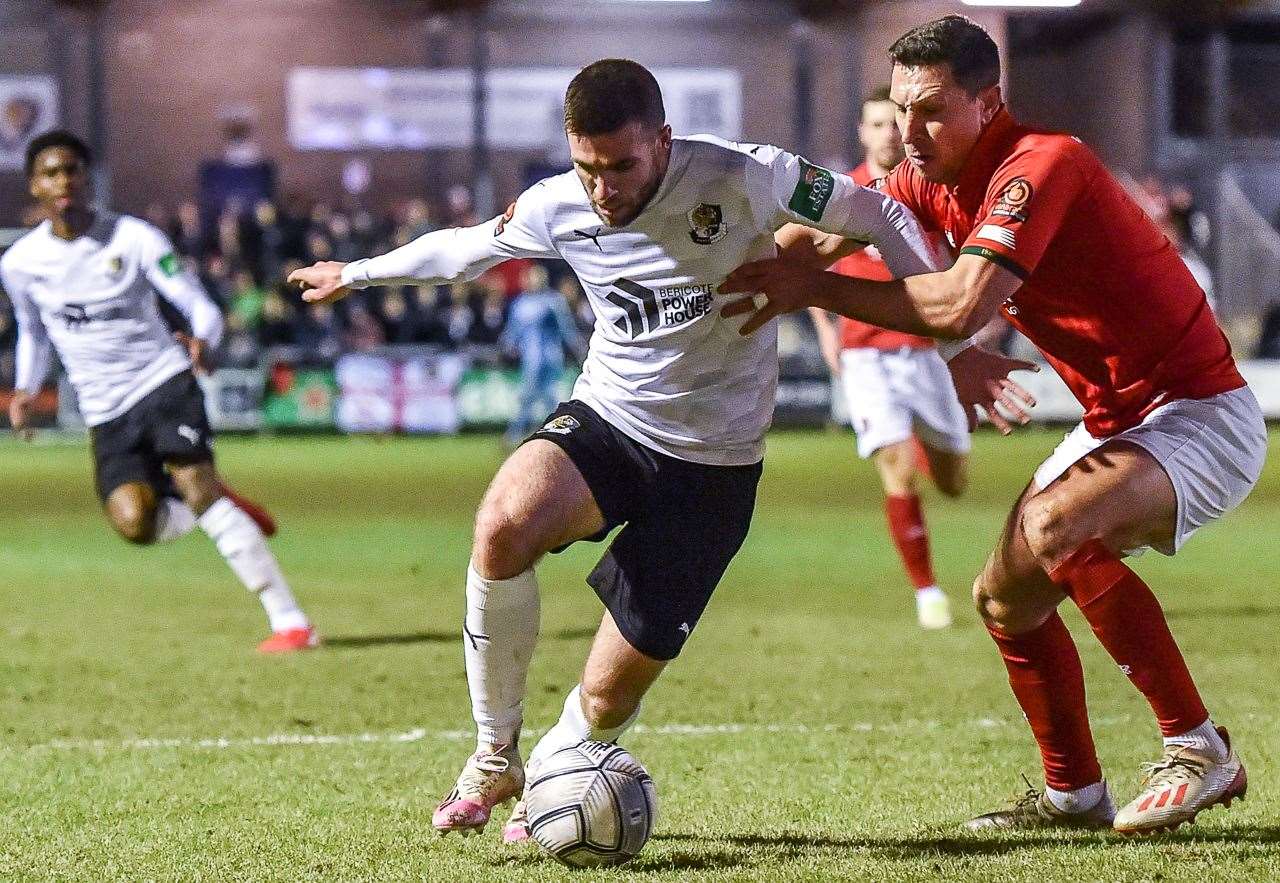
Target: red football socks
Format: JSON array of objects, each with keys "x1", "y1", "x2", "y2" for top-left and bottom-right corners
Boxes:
[
  {"x1": 1050, "y1": 540, "x2": 1209, "y2": 737},
  {"x1": 884, "y1": 493, "x2": 936, "y2": 590},
  {"x1": 987, "y1": 613, "x2": 1103, "y2": 791}
]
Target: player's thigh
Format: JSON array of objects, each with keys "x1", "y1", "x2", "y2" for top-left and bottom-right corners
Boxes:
[
  {"x1": 579, "y1": 609, "x2": 667, "y2": 727},
  {"x1": 145, "y1": 371, "x2": 217, "y2": 480},
  {"x1": 1022, "y1": 439, "x2": 1177, "y2": 571},
  {"x1": 587, "y1": 457, "x2": 762, "y2": 662},
  {"x1": 906, "y1": 350, "x2": 971, "y2": 496},
  {"x1": 472, "y1": 438, "x2": 607, "y2": 578},
  {"x1": 840, "y1": 349, "x2": 912, "y2": 460},
  {"x1": 976, "y1": 480, "x2": 1067, "y2": 632}
]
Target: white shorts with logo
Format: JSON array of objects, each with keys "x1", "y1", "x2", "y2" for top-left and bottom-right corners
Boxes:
[
  {"x1": 839, "y1": 346, "x2": 971, "y2": 460},
  {"x1": 1032, "y1": 386, "x2": 1266, "y2": 555}
]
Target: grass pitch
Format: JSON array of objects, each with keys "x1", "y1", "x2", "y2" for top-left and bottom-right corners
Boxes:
[{"x1": 0, "y1": 428, "x2": 1277, "y2": 882}]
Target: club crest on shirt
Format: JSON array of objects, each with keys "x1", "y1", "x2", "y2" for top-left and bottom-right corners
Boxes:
[
  {"x1": 102, "y1": 254, "x2": 125, "y2": 279},
  {"x1": 993, "y1": 177, "x2": 1033, "y2": 223},
  {"x1": 541, "y1": 414, "x2": 580, "y2": 435},
  {"x1": 687, "y1": 203, "x2": 727, "y2": 244}
]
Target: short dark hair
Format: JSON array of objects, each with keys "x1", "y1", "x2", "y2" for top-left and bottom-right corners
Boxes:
[
  {"x1": 25, "y1": 129, "x2": 92, "y2": 178},
  {"x1": 564, "y1": 59, "x2": 665, "y2": 136},
  {"x1": 863, "y1": 85, "x2": 893, "y2": 107},
  {"x1": 888, "y1": 15, "x2": 1001, "y2": 96}
]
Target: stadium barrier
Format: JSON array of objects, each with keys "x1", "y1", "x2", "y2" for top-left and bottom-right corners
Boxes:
[{"x1": 18, "y1": 349, "x2": 1280, "y2": 435}]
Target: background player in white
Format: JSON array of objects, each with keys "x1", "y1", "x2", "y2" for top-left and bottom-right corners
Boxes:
[
  {"x1": 291, "y1": 59, "x2": 1013, "y2": 841},
  {"x1": 3, "y1": 130, "x2": 317, "y2": 654},
  {"x1": 808, "y1": 87, "x2": 972, "y2": 630}
]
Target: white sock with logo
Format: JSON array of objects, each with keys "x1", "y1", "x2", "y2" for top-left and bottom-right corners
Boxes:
[
  {"x1": 198, "y1": 497, "x2": 308, "y2": 633},
  {"x1": 526, "y1": 685, "x2": 641, "y2": 778},
  {"x1": 153, "y1": 497, "x2": 197, "y2": 542},
  {"x1": 1044, "y1": 780, "x2": 1107, "y2": 814},
  {"x1": 465, "y1": 562, "x2": 540, "y2": 749},
  {"x1": 1164, "y1": 718, "x2": 1229, "y2": 763}
]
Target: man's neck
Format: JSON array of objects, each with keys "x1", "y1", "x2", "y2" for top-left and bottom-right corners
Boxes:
[
  {"x1": 864, "y1": 157, "x2": 894, "y2": 179},
  {"x1": 50, "y1": 207, "x2": 95, "y2": 241}
]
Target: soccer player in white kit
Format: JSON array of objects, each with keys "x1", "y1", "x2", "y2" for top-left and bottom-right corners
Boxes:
[
  {"x1": 291, "y1": 59, "x2": 1010, "y2": 840},
  {"x1": 3, "y1": 131, "x2": 317, "y2": 654}
]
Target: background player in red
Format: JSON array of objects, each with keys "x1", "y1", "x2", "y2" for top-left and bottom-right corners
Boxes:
[
  {"x1": 809, "y1": 86, "x2": 971, "y2": 630},
  {"x1": 722, "y1": 15, "x2": 1266, "y2": 834}
]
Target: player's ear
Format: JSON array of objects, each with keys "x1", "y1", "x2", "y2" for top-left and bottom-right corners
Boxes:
[
  {"x1": 978, "y1": 84, "x2": 1002, "y2": 125},
  {"x1": 657, "y1": 124, "x2": 672, "y2": 149}
]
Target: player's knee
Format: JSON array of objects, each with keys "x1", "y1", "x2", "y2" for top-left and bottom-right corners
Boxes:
[
  {"x1": 1020, "y1": 494, "x2": 1078, "y2": 571},
  {"x1": 579, "y1": 680, "x2": 638, "y2": 732},
  {"x1": 472, "y1": 501, "x2": 537, "y2": 579},
  {"x1": 107, "y1": 497, "x2": 157, "y2": 545}
]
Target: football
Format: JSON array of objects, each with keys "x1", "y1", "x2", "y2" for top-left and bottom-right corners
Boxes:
[{"x1": 524, "y1": 741, "x2": 658, "y2": 868}]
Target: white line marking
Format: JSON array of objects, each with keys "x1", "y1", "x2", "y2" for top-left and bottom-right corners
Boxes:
[{"x1": 24, "y1": 717, "x2": 1142, "y2": 754}]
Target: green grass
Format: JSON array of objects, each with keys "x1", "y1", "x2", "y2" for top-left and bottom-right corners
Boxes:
[{"x1": 0, "y1": 428, "x2": 1277, "y2": 881}]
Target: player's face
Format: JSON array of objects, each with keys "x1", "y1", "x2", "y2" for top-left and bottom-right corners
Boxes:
[
  {"x1": 29, "y1": 146, "x2": 90, "y2": 216},
  {"x1": 890, "y1": 63, "x2": 1001, "y2": 185},
  {"x1": 858, "y1": 99, "x2": 904, "y2": 174},
  {"x1": 568, "y1": 121, "x2": 673, "y2": 227}
]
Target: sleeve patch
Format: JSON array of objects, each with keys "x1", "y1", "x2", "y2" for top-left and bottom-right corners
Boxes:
[
  {"x1": 788, "y1": 159, "x2": 836, "y2": 222},
  {"x1": 992, "y1": 177, "x2": 1033, "y2": 222},
  {"x1": 158, "y1": 252, "x2": 180, "y2": 277},
  {"x1": 975, "y1": 224, "x2": 1017, "y2": 250}
]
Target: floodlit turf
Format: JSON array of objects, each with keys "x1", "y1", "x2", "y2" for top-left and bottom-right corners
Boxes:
[{"x1": 0, "y1": 428, "x2": 1277, "y2": 881}]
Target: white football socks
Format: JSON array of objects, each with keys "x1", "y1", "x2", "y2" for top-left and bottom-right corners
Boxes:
[
  {"x1": 153, "y1": 497, "x2": 197, "y2": 542},
  {"x1": 1164, "y1": 718, "x2": 1229, "y2": 763},
  {"x1": 198, "y1": 497, "x2": 308, "y2": 633},
  {"x1": 527, "y1": 685, "x2": 641, "y2": 777},
  {"x1": 1044, "y1": 780, "x2": 1108, "y2": 814},
  {"x1": 465, "y1": 562, "x2": 540, "y2": 749}
]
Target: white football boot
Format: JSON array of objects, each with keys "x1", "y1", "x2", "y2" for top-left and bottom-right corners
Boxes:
[
  {"x1": 432, "y1": 743, "x2": 524, "y2": 836},
  {"x1": 1113, "y1": 726, "x2": 1247, "y2": 835}
]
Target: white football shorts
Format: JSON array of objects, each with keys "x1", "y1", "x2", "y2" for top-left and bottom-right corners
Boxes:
[
  {"x1": 839, "y1": 346, "x2": 971, "y2": 460},
  {"x1": 1032, "y1": 385, "x2": 1266, "y2": 555}
]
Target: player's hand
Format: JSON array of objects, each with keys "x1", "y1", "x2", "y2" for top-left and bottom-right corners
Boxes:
[
  {"x1": 9, "y1": 390, "x2": 35, "y2": 441},
  {"x1": 289, "y1": 261, "x2": 351, "y2": 304},
  {"x1": 175, "y1": 332, "x2": 212, "y2": 375},
  {"x1": 946, "y1": 344, "x2": 1039, "y2": 435},
  {"x1": 719, "y1": 258, "x2": 825, "y2": 335}
]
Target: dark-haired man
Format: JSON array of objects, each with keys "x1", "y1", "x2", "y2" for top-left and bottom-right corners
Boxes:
[
  {"x1": 721, "y1": 15, "x2": 1264, "y2": 834},
  {"x1": 291, "y1": 57, "x2": 1013, "y2": 840},
  {"x1": 3, "y1": 130, "x2": 317, "y2": 653},
  {"x1": 808, "y1": 86, "x2": 974, "y2": 630}
]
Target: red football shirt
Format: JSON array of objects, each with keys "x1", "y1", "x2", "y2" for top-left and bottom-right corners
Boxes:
[
  {"x1": 832, "y1": 163, "x2": 934, "y2": 352},
  {"x1": 881, "y1": 107, "x2": 1243, "y2": 437}
]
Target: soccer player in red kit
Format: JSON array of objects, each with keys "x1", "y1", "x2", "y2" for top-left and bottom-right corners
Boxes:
[
  {"x1": 721, "y1": 15, "x2": 1265, "y2": 834},
  {"x1": 809, "y1": 87, "x2": 972, "y2": 630}
]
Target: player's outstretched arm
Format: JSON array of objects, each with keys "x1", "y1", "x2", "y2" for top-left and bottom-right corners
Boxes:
[{"x1": 292, "y1": 196, "x2": 556, "y2": 304}]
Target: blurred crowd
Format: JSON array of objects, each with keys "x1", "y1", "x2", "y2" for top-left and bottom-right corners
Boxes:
[{"x1": 132, "y1": 191, "x2": 593, "y2": 369}]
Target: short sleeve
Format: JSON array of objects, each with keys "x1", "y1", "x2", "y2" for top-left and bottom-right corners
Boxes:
[{"x1": 958, "y1": 142, "x2": 1089, "y2": 280}]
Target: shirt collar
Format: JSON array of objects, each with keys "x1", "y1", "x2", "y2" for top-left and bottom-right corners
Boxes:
[{"x1": 947, "y1": 105, "x2": 1019, "y2": 203}]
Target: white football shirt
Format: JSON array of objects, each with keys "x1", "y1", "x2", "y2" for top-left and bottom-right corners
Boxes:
[
  {"x1": 1, "y1": 212, "x2": 223, "y2": 426},
  {"x1": 341, "y1": 136, "x2": 943, "y2": 465}
]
